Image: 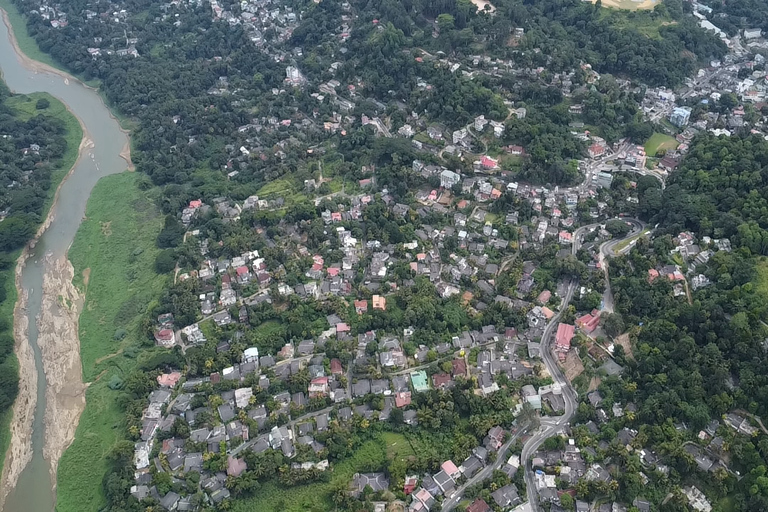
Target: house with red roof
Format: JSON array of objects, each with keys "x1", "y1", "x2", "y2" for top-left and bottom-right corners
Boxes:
[
  {"x1": 327, "y1": 267, "x2": 340, "y2": 277},
  {"x1": 354, "y1": 300, "x2": 368, "y2": 315},
  {"x1": 441, "y1": 460, "x2": 461, "y2": 479},
  {"x1": 336, "y1": 323, "x2": 350, "y2": 334},
  {"x1": 452, "y1": 358, "x2": 467, "y2": 377},
  {"x1": 467, "y1": 498, "x2": 492, "y2": 512},
  {"x1": 395, "y1": 391, "x2": 412, "y2": 408},
  {"x1": 648, "y1": 269, "x2": 659, "y2": 282},
  {"x1": 576, "y1": 311, "x2": 601, "y2": 334},
  {"x1": 433, "y1": 373, "x2": 452, "y2": 389},
  {"x1": 154, "y1": 329, "x2": 176, "y2": 347},
  {"x1": 309, "y1": 377, "x2": 330, "y2": 397},
  {"x1": 480, "y1": 155, "x2": 498, "y2": 170},
  {"x1": 189, "y1": 199, "x2": 203, "y2": 209},
  {"x1": 157, "y1": 371, "x2": 181, "y2": 388},
  {"x1": 404, "y1": 475, "x2": 418, "y2": 495},
  {"x1": 330, "y1": 358, "x2": 343, "y2": 375},
  {"x1": 588, "y1": 143, "x2": 606, "y2": 158},
  {"x1": 555, "y1": 323, "x2": 575, "y2": 361}
]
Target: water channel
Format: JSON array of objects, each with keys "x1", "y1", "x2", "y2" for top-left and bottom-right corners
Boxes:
[{"x1": 0, "y1": 11, "x2": 130, "y2": 511}]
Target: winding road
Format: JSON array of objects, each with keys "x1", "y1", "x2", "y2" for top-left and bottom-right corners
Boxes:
[
  {"x1": 442, "y1": 218, "x2": 647, "y2": 511},
  {"x1": 521, "y1": 219, "x2": 645, "y2": 511}
]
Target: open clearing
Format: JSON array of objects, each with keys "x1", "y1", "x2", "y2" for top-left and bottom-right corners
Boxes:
[
  {"x1": 592, "y1": 0, "x2": 659, "y2": 10},
  {"x1": 645, "y1": 132, "x2": 679, "y2": 156}
]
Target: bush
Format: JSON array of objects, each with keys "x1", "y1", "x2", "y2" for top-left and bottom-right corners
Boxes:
[
  {"x1": 35, "y1": 98, "x2": 50, "y2": 110},
  {"x1": 108, "y1": 375, "x2": 124, "y2": 390},
  {"x1": 154, "y1": 249, "x2": 176, "y2": 274},
  {"x1": 114, "y1": 328, "x2": 127, "y2": 341}
]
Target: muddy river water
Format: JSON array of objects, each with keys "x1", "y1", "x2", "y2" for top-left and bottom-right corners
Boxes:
[{"x1": 0, "y1": 10, "x2": 131, "y2": 511}]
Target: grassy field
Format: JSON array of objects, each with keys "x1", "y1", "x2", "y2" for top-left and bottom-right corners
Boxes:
[
  {"x1": 7, "y1": 92, "x2": 84, "y2": 213},
  {"x1": 56, "y1": 172, "x2": 165, "y2": 512},
  {"x1": 756, "y1": 259, "x2": 768, "y2": 304},
  {"x1": 592, "y1": 0, "x2": 659, "y2": 10},
  {"x1": 613, "y1": 227, "x2": 651, "y2": 253},
  {"x1": 382, "y1": 432, "x2": 416, "y2": 463},
  {"x1": 644, "y1": 132, "x2": 679, "y2": 156},
  {"x1": 232, "y1": 438, "x2": 388, "y2": 512}
]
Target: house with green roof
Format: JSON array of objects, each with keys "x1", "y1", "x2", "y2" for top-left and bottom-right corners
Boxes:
[{"x1": 410, "y1": 370, "x2": 429, "y2": 392}]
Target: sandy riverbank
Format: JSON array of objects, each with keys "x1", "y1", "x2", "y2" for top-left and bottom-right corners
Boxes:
[
  {"x1": 0, "y1": 278, "x2": 37, "y2": 510},
  {"x1": 38, "y1": 254, "x2": 86, "y2": 487}
]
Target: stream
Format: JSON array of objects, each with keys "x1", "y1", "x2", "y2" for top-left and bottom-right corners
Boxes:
[{"x1": 0, "y1": 10, "x2": 130, "y2": 511}]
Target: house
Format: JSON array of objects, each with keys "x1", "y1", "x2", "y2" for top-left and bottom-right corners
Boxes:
[
  {"x1": 491, "y1": 484, "x2": 520, "y2": 508},
  {"x1": 351, "y1": 473, "x2": 389, "y2": 496},
  {"x1": 441, "y1": 460, "x2": 461, "y2": 479},
  {"x1": 467, "y1": 498, "x2": 492, "y2": 512},
  {"x1": 410, "y1": 370, "x2": 429, "y2": 392},
  {"x1": 354, "y1": 300, "x2": 368, "y2": 314},
  {"x1": 588, "y1": 143, "x2": 605, "y2": 158},
  {"x1": 440, "y1": 170, "x2": 461, "y2": 189},
  {"x1": 395, "y1": 391, "x2": 412, "y2": 408},
  {"x1": 372, "y1": 295, "x2": 387, "y2": 311},
  {"x1": 555, "y1": 323, "x2": 575, "y2": 359},
  {"x1": 433, "y1": 470, "x2": 455, "y2": 494},
  {"x1": 576, "y1": 311, "x2": 600, "y2": 333},
  {"x1": 154, "y1": 329, "x2": 176, "y2": 347}
]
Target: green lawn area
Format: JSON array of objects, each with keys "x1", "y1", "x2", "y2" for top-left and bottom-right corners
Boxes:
[
  {"x1": 613, "y1": 227, "x2": 651, "y2": 253},
  {"x1": 644, "y1": 132, "x2": 679, "y2": 156},
  {"x1": 56, "y1": 172, "x2": 165, "y2": 512},
  {"x1": 382, "y1": 432, "x2": 416, "y2": 463},
  {"x1": 232, "y1": 438, "x2": 388, "y2": 512}
]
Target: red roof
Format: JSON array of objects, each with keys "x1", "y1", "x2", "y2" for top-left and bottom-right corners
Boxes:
[
  {"x1": 395, "y1": 391, "x2": 412, "y2": 408},
  {"x1": 467, "y1": 498, "x2": 491, "y2": 512},
  {"x1": 327, "y1": 267, "x2": 340, "y2": 276},
  {"x1": 432, "y1": 373, "x2": 452, "y2": 389},
  {"x1": 155, "y1": 329, "x2": 174, "y2": 342},
  {"x1": 330, "y1": 359, "x2": 343, "y2": 374},
  {"x1": 404, "y1": 475, "x2": 418, "y2": 495},
  {"x1": 452, "y1": 358, "x2": 467, "y2": 377},
  {"x1": 555, "y1": 323, "x2": 575, "y2": 351},
  {"x1": 189, "y1": 199, "x2": 203, "y2": 208},
  {"x1": 236, "y1": 265, "x2": 250, "y2": 275},
  {"x1": 576, "y1": 313, "x2": 600, "y2": 333},
  {"x1": 336, "y1": 322, "x2": 350, "y2": 332}
]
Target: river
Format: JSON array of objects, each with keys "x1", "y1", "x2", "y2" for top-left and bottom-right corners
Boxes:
[{"x1": 0, "y1": 10, "x2": 131, "y2": 512}]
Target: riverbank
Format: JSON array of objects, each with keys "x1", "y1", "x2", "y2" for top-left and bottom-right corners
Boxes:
[
  {"x1": 0, "y1": 6, "x2": 134, "y2": 170},
  {"x1": 0, "y1": 91, "x2": 86, "y2": 508},
  {"x1": 57, "y1": 172, "x2": 164, "y2": 512}
]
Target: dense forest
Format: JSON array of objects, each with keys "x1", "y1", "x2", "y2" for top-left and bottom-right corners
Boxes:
[
  {"x1": 607, "y1": 133, "x2": 768, "y2": 511},
  {"x1": 4, "y1": 0, "x2": 726, "y2": 196}
]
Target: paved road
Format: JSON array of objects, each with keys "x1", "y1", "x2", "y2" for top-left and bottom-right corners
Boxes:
[
  {"x1": 442, "y1": 428, "x2": 528, "y2": 511},
  {"x1": 521, "y1": 219, "x2": 644, "y2": 512}
]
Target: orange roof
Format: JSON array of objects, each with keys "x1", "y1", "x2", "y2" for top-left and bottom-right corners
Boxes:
[{"x1": 372, "y1": 295, "x2": 386, "y2": 310}]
